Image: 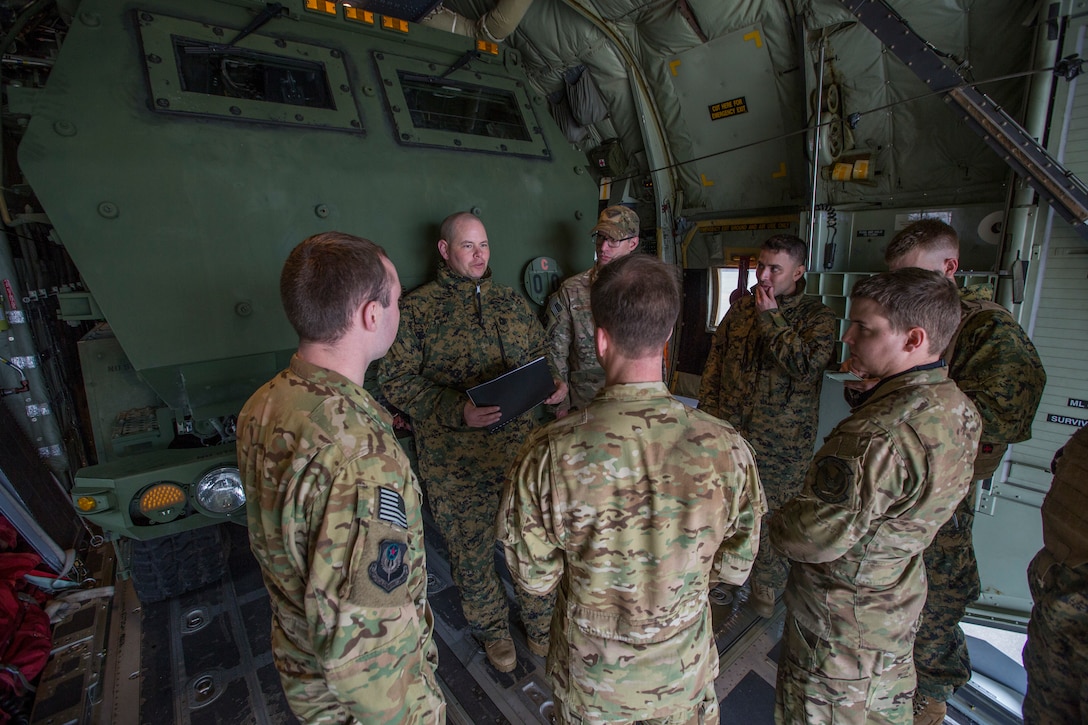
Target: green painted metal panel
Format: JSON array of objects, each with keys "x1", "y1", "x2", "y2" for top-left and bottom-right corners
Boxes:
[{"x1": 20, "y1": 0, "x2": 595, "y2": 402}]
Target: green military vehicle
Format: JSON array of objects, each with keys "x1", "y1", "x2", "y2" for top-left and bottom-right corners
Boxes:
[{"x1": 6, "y1": 0, "x2": 596, "y2": 601}]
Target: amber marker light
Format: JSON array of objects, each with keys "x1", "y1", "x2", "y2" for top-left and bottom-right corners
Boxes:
[
  {"x1": 76, "y1": 496, "x2": 98, "y2": 512},
  {"x1": 137, "y1": 483, "x2": 186, "y2": 519}
]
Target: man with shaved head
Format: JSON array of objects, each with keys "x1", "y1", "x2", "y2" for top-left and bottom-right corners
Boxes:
[{"x1": 380, "y1": 212, "x2": 563, "y2": 674}]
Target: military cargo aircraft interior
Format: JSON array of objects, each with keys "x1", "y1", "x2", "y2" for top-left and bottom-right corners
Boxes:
[{"x1": 0, "y1": 0, "x2": 1084, "y2": 722}]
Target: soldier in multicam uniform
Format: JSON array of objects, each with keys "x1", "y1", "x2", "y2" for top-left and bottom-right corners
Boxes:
[
  {"x1": 772, "y1": 268, "x2": 981, "y2": 724},
  {"x1": 379, "y1": 212, "x2": 563, "y2": 673},
  {"x1": 545, "y1": 205, "x2": 640, "y2": 416},
  {"x1": 698, "y1": 233, "x2": 836, "y2": 616},
  {"x1": 500, "y1": 254, "x2": 767, "y2": 725},
  {"x1": 861, "y1": 219, "x2": 1046, "y2": 723},
  {"x1": 237, "y1": 232, "x2": 445, "y2": 724},
  {"x1": 1022, "y1": 425, "x2": 1088, "y2": 724}
]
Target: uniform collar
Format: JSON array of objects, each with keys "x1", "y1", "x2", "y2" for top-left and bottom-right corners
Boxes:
[
  {"x1": 860, "y1": 361, "x2": 948, "y2": 406},
  {"x1": 288, "y1": 353, "x2": 394, "y2": 430},
  {"x1": 438, "y1": 263, "x2": 492, "y2": 291},
  {"x1": 959, "y1": 282, "x2": 994, "y2": 303},
  {"x1": 596, "y1": 381, "x2": 671, "y2": 400}
]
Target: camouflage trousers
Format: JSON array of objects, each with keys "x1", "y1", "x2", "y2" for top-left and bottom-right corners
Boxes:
[
  {"x1": 270, "y1": 613, "x2": 445, "y2": 724},
  {"x1": 775, "y1": 616, "x2": 915, "y2": 725},
  {"x1": 912, "y1": 494, "x2": 979, "y2": 701},
  {"x1": 1022, "y1": 553, "x2": 1088, "y2": 725},
  {"x1": 427, "y1": 472, "x2": 554, "y2": 642},
  {"x1": 749, "y1": 459, "x2": 806, "y2": 596},
  {"x1": 554, "y1": 688, "x2": 718, "y2": 725},
  {"x1": 914, "y1": 443, "x2": 1004, "y2": 701}
]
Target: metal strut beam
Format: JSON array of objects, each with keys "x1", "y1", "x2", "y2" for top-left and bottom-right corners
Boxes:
[{"x1": 839, "y1": 0, "x2": 1088, "y2": 240}]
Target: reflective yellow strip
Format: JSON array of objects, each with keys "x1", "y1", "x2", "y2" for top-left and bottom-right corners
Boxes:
[
  {"x1": 832, "y1": 163, "x2": 852, "y2": 181},
  {"x1": 476, "y1": 40, "x2": 499, "y2": 55},
  {"x1": 381, "y1": 16, "x2": 409, "y2": 32},
  {"x1": 304, "y1": 0, "x2": 338, "y2": 14},
  {"x1": 345, "y1": 7, "x2": 374, "y2": 24}
]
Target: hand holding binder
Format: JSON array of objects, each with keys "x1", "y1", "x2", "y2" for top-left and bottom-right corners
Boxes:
[
  {"x1": 463, "y1": 401, "x2": 502, "y2": 428},
  {"x1": 466, "y1": 357, "x2": 556, "y2": 432}
]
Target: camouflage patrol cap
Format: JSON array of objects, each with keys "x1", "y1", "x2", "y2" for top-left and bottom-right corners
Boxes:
[{"x1": 591, "y1": 205, "x2": 639, "y2": 240}]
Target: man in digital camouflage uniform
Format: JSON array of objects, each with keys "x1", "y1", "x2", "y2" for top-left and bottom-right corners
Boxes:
[
  {"x1": 545, "y1": 205, "x2": 640, "y2": 416},
  {"x1": 379, "y1": 212, "x2": 563, "y2": 673},
  {"x1": 238, "y1": 232, "x2": 445, "y2": 723},
  {"x1": 1022, "y1": 425, "x2": 1088, "y2": 725},
  {"x1": 698, "y1": 233, "x2": 835, "y2": 616},
  {"x1": 772, "y1": 268, "x2": 981, "y2": 725},
  {"x1": 500, "y1": 254, "x2": 766, "y2": 725},
  {"x1": 873, "y1": 219, "x2": 1046, "y2": 723}
]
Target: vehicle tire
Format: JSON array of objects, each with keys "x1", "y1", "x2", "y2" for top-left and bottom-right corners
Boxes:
[{"x1": 129, "y1": 525, "x2": 226, "y2": 604}]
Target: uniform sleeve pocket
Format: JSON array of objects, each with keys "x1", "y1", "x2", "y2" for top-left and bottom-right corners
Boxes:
[
  {"x1": 316, "y1": 518, "x2": 418, "y2": 675},
  {"x1": 348, "y1": 526, "x2": 412, "y2": 606},
  {"x1": 342, "y1": 483, "x2": 416, "y2": 608},
  {"x1": 319, "y1": 598, "x2": 417, "y2": 681},
  {"x1": 809, "y1": 434, "x2": 871, "y2": 511}
]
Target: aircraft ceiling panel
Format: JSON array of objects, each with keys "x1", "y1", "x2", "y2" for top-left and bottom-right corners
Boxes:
[{"x1": 666, "y1": 25, "x2": 793, "y2": 210}]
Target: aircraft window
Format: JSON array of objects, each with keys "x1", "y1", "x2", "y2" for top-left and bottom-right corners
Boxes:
[
  {"x1": 174, "y1": 39, "x2": 335, "y2": 110},
  {"x1": 399, "y1": 74, "x2": 531, "y2": 141},
  {"x1": 708, "y1": 266, "x2": 742, "y2": 330}
]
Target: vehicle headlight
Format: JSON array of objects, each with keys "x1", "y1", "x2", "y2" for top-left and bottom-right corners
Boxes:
[{"x1": 194, "y1": 465, "x2": 245, "y2": 515}]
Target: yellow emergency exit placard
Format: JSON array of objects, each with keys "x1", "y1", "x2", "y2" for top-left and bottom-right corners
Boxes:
[{"x1": 709, "y1": 97, "x2": 748, "y2": 120}]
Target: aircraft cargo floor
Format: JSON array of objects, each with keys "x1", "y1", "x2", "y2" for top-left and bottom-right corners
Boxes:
[{"x1": 29, "y1": 517, "x2": 1026, "y2": 724}]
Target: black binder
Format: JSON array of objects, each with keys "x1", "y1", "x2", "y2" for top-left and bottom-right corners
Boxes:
[{"x1": 467, "y1": 356, "x2": 555, "y2": 432}]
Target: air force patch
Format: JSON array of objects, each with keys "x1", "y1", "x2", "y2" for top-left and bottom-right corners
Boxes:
[
  {"x1": 368, "y1": 539, "x2": 409, "y2": 592},
  {"x1": 813, "y1": 456, "x2": 854, "y2": 505}
]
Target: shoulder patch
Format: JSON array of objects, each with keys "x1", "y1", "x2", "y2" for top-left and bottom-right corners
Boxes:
[
  {"x1": 368, "y1": 539, "x2": 409, "y2": 592},
  {"x1": 549, "y1": 297, "x2": 563, "y2": 319},
  {"x1": 812, "y1": 456, "x2": 854, "y2": 504},
  {"x1": 377, "y1": 486, "x2": 408, "y2": 529}
]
